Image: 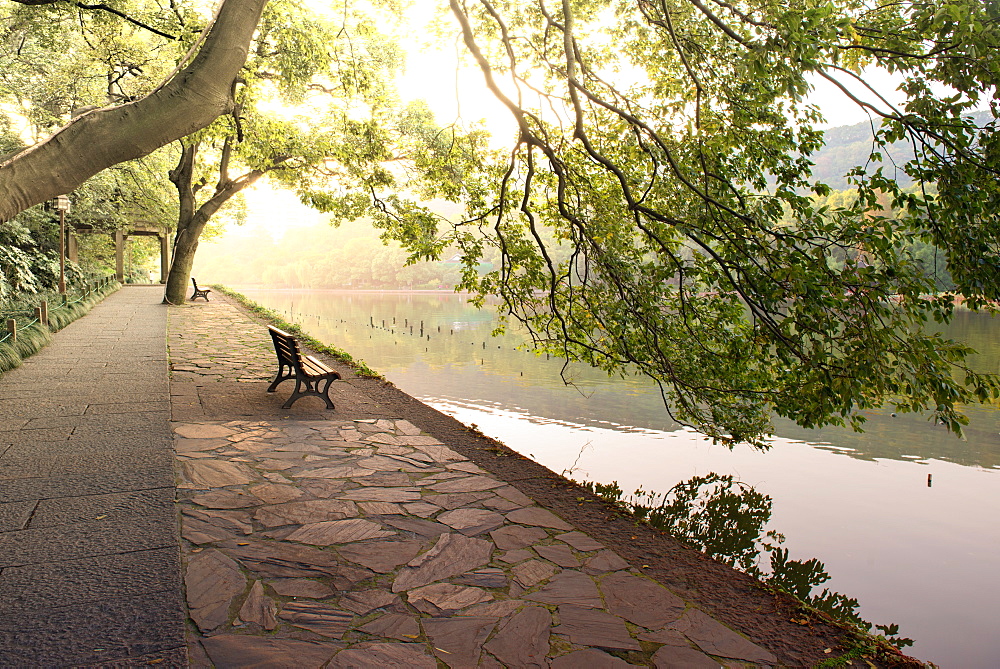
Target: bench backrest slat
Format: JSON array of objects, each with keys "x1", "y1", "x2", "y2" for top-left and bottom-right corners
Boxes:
[{"x1": 268, "y1": 326, "x2": 305, "y2": 371}]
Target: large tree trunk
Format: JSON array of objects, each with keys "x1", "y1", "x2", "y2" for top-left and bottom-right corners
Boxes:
[
  {"x1": 162, "y1": 139, "x2": 265, "y2": 304},
  {"x1": 164, "y1": 141, "x2": 204, "y2": 305},
  {"x1": 164, "y1": 220, "x2": 208, "y2": 304},
  {"x1": 0, "y1": 0, "x2": 269, "y2": 221}
]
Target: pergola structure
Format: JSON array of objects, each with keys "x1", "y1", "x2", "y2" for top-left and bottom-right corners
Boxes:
[{"x1": 68, "y1": 222, "x2": 171, "y2": 283}]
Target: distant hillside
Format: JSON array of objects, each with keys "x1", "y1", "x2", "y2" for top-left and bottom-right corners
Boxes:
[{"x1": 798, "y1": 109, "x2": 992, "y2": 190}]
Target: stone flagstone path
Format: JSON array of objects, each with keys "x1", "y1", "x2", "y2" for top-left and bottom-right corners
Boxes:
[
  {"x1": 175, "y1": 418, "x2": 777, "y2": 668},
  {"x1": 168, "y1": 294, "x2": 780, "y2": 668}
]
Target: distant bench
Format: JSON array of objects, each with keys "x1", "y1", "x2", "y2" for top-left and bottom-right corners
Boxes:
[
  {"x1": 190, "y1": 278, "x2": 211, "y2": 301},
  {"x1": 267, "y1": 326, "x2": 341, "y2": 409}
]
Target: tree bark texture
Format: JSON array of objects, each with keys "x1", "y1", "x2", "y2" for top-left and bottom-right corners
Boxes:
[
  {"x1": 164, "y1": 222, "x2": 205, "y2": 304},
  {"x1": 162, "y1": 139, "x2": 265, "y2": 304},
  {"x1": 0, "y1": 0, "x2": 269, "y2": 221}
]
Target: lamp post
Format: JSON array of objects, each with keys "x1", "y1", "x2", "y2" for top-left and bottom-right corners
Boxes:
[{"x1": 54, "y1": 195, "x2": 70, "y2": 294}]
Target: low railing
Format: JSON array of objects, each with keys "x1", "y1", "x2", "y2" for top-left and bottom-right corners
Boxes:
[{"x1": 0, "y1": 275, "x2": 116, "y2": 345}]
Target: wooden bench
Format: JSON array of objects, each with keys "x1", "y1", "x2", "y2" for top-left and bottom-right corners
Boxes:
[
  {"x1": 190, "y1": 278, "x2": 211, "y2": 301},
  {"x1": 266, "y1": 326, "x2": 341, "y2": 409}
]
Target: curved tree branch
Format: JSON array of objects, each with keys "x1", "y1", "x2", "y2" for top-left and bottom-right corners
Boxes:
[
  {"x1": 0, "y1": 0, "x2": 269, "y2": 221},
  {"x1": 8, "y1": 0, "x2": 179, "y2": 39},
  {"x1": 74, "y1": 2, "x2": 178, "y2": 40}
]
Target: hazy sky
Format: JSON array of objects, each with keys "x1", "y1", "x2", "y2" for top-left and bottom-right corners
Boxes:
[
  {"x1": 234, "y1": 1, "x2": 919, "y2": 233},
  {"x1": 393, "y1": 7, "x2": 912, "y2": 137}
]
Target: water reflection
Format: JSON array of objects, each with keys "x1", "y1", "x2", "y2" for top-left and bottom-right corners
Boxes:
[
  {"x1": 582, "y1": 474, "x2": 912, "y2": 647},
  {"x1": 241, "y1": 288, "x2": 1000, "y2": 469}
]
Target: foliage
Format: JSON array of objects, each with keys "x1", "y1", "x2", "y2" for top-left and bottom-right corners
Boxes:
[
  {"x1": 0, "y1": 0, "x2": 179, "y2": 139},
  {"x1": 161, "y1": 0, "x2": 448, "y2": 304},
  {"x1": 0, "y1": 0, "x2": 180, "y2": 283},
  {"x1": 360, "y1": 0, "x2": 1000, "y2": 447},
  {"x1": 0, "y1": 216, "x2": 86, "y2": 301},
  {"x1": 581, "y1": 473, "x2": 914, "y2": 651},
  {"x1": 3, "y1": 0, "x2": 999, "y2": 445}
]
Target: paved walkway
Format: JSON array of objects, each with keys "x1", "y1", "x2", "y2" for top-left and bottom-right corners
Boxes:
[
  {"x1": 168, "y1": 294, "x2": 778, "y2": 668},
  {"x1": 0, "y1": 285, "x2": 185, "y2": 666},
  {"x1": 1, "y1": 286, "x2": 782, "y2": 667}
]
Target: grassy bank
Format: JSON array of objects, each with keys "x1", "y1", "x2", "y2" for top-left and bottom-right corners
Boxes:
[
  {"x1": 0, "y1": 279, "x2": 121, "y2": 376},
  {"x1": 214, "y1": 284, "x2": 383, "y2": 379}
]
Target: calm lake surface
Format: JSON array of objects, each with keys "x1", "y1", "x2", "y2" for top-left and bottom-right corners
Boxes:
[{"x1": 239, "y1": 288, "x2": 1000, "y2": 667}]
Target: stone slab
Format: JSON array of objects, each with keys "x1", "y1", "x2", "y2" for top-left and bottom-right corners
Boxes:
[
  {"x1": 181, "y1": 459, "x2": 258, "y2": 488},
  {"x1": 553, "y1": 604, "x2": 641, "y2": 650},
  {"x1": 358, "y1": 613, "x2": 421, "y2": 641},
  {"x1": 189, "y1": 490, "x2": 262, "y2": 509},
  {"x1": 340, "y1": 487, "x2": 422, "y2": 503},
  {"x1": 239, "y1": 580, "x2": 278, "y2": 630},
  {"x1": 551, "y1": 649, "x2": 637, "y2": 668},
  {"x1": 513, "y1": 559, "x2": 559, "y2": 588},
  {"x1": 248, "y1": 483, "x2": 303, "y2": 504},
  {"x1": 407, "y1": 583, "x2": 493, "y2": 615},
  {"x1": 651, "y1": 644, "x2": 723, "y2": 668},
  {"x1": 525, "y1": 570, "x2": 603, "y2": 608},
  {"x1": 490, "y1": 525, "x2": 549, "y2": 550},
  {"x1": 429, "y1": 476, "x2": 505, "y2": 493},
  {"x1": 534, "y1": 543, "x2": 581, "y2": 567},
  {"x1": 584, "y1": 549, "x2": 632, "y2": 574},
  {"x1": 202, "y1": 634, "x2": 340, "y2": 668},
  {"x1": 185, "y1": 549, "x2": 246, "y2": 632},
  {"x1": 393, "y1": 533, "x2": 493, "y2": 592},
  {"x1": 340, "y1": 590, "x2": 401, "y2": 616},
  {"x1": 382, "y1": 516, "x2": 452, "y2": 538},
  {"x1": 223, "y1": 540, "x2": 348, "y2": 579},
  {"x1": 674, "y1": 609, "x2": 777, "y2": 664},
  {"x1": 484, "y1": 606, "x2": 550, "y2": 668},
  {"x1": 423, "y1": 616, "x2": 497, "y2": 667},
  {"x1": 267, "y1": 578, "x2": 335, "y2": 599},
  {"x1": 337, "y1": 540, "x2": 424, "y2": 572},
  {"x1": 601, "y1": 571, "x2": 686, "y2": 629},
  {"x1": 329, "y1": 642, "x2": 437, "y2": 668},
  {"x1": 285, "y1": 519, "x2": 395, "y2": 545},
  {"x1": 506, "y1": 507, "x2": 573, "y2": 530},
  {"x1": 255, "y1": 499, "x2": 359, "y2": 528},
  {"x1": 556, "y1": 531, "x2": 605, "y2": 552},
  {"x1": 279, "y1": 602, "x2": 354, "y2": 638},
  {"x1": 438, "y1": 508, "x2": 506, "y2": 535}
]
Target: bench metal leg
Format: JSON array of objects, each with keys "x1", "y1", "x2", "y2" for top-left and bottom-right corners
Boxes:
[
  {"x1": 281, "y1": 376, "x2": 336, "y2": 410},
  {"x1": 317, "y1": 376, "x2": 336, "y2": 409},
  {"x1": 267, "y1": 363, "x2": 294, "y2": 392}
]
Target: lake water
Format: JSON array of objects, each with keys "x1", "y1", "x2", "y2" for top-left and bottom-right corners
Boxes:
[{"x1": 237, "y1": 288, "x2": 1000, "y2": 667}]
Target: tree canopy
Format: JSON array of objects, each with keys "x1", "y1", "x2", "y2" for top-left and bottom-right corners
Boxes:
[
  {"x1": 2, "y1": 0, "x2": 999, "y2": 446},
  {"x1": 0, "y1": 0, "x2": 268, "y2": 220},
  {"x1": 361, "y1": 0, "x2": 1000, "y2": 446},
  {"x1": 161, "y1": 0, "x2": 415, "y2": 303}
]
